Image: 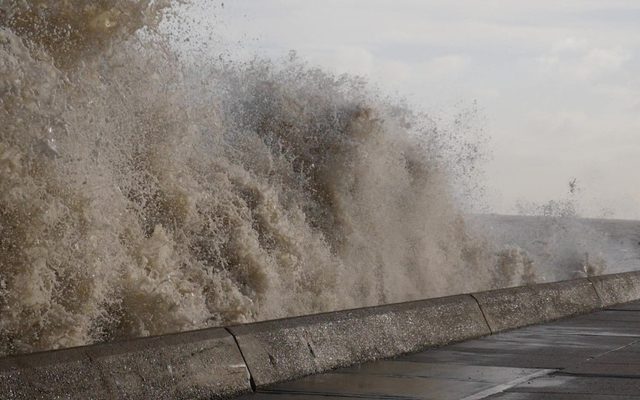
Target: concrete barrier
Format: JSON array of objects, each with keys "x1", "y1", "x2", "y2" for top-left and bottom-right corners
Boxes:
[
  {"x1": 3, "y1": 271, "x2": 640, "y2": 399},
  {"x1": 228, "y1": 294, "x2": 490, "y2": 387},
  {"x1": 472, "y1": 278, "x2": 602, "y2": 333},
  {"x1": 0, "y1": 328, "x2": 251, "y2": 400},
  {"x1": 589, "y1": 271, "x2": 640, "y2": 307}
]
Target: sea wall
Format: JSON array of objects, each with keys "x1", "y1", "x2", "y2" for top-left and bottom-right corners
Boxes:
[{"x1": 3, "y1": 270, "x2": 640, "y2": 399}]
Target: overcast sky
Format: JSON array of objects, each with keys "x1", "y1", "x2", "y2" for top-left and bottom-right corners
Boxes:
[{"x1": 183, "y1": 0, "x2": 640, "y2": 219}]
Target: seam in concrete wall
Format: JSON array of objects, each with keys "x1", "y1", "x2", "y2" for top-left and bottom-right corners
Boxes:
[
  {"x1": 470, "y1": 293, "x2": 494, "y2": 335},
  {"x1": 586, "y1": 277, "x2": 605, "y2": 306},
  {"x1": 225, "y1": 327, "x2": 257, "y2": 392}
]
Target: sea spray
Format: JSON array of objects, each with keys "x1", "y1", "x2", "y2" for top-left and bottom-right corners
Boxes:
[{"x1": 0, "y1": 1, "x2": 559, "y2": 356}]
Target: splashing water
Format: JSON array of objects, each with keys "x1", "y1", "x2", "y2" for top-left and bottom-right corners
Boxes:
[{"x1": 0, "y1": 1, "x2": 548, "y2": 356}]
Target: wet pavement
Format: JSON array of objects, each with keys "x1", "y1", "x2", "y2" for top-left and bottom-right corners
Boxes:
[{"x1": 237, "y1": 300, "x2": 640, "y2": 399}]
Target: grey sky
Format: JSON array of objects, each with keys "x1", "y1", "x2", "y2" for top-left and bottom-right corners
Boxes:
[{"x1": 186, "y1": 0, "x2": 640, "y2": 219}]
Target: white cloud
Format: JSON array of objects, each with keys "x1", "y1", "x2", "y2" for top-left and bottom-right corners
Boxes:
[
  {"x1": 419, "y1": 55, "x2": 471, "y2": 78},
  {"x1": 583, "y1": 47, "x2": 631, "y2": 74},
  {"x1": 539, "y1": 40, "x2": 632, "y2": 81},
  {"x1": 551, "y1": 37, "x2": 589, "y2": 53}
]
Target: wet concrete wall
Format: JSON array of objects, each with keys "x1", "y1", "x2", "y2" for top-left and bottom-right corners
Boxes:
[{"x1": 2, "y1": 271, "x2": 640, "y2": 399}]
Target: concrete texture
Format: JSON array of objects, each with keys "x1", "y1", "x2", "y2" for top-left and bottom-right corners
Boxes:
[
  {"x1": 238, "y1": 301, "x2": 640, "y2": 400},
  {"x1": 228, "y1": 294, "x2": 490, "y2": 387},
  {"x1": 0, "y1": 346, "x2": 107, "y2": 400},
  {"x1": 0, "y1": 328, "x2": 251, "y2": 400},
  {"x1": 3, "y1": 269, "x2": 640, "y2": 399},
  {"x1": 472, "y1": 278, "x2": 601, "y2": 333},
  {"x1": 589, "y1": 270, "x2": 640, "y2": 306}
]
